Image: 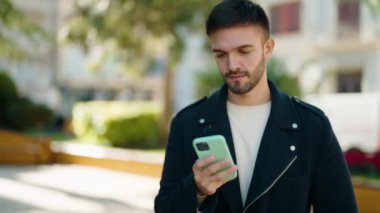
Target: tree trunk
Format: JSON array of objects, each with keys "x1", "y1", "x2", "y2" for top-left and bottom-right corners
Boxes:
[{"x1": 160, "y1": 62, "x2": 174, "y2": 146}]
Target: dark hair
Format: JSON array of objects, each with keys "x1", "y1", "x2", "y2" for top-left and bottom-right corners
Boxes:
[{"x1": 206, "y1": 0, "x2": 270, "y2": 38}]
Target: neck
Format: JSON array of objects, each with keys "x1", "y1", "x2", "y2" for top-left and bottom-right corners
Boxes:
[{"x1": 227, "y1": 75, "x2": 271, "y2": 106}]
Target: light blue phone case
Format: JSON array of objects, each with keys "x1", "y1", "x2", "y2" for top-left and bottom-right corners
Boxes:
[{"x1": 193, "y1": 135, "x2": 237, "y2": 180}]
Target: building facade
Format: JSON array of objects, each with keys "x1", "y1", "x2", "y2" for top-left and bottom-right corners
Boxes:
[
  {"x1": 258, "y1": 0, "x2": 380, "y2": 151},
  {"x1": 260, "y1": 0, "x2": 380, "y2": 94}
]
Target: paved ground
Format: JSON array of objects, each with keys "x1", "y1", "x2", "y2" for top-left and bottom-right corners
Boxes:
[{"x1": 0, "y1": 164, "x2": 160, "y2": 213}]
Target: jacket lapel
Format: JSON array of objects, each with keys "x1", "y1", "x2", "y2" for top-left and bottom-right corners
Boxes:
[
  {"x1": 244, "y1": 82, "x2": 300, "y2": 208},
  {"x1": 197, "y1": 81, "x2": 300, "y2": 211},
  {"x1": 198, "y1": 85, "x2": 244, "y2": 212}
]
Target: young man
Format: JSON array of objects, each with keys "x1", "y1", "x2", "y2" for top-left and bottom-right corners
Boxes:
[{"x1": 155, "y1": 1, "x2": 358, "y2": 212}]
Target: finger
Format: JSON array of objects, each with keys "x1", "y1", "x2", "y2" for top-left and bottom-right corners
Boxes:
[
  {"x1": 193, "y1": 157, "x2": 217, "y2": 189},
  {"x1": 212, "y1": 165, "x2": 238, "y2": 182},
  {"x1": 196, "y1": 165, "x2": 238, "y2": 196},
  {"x1": 193, "y1": 156, "x2": 216, "y2": 171},
  {"x1": 198, "y1": 159, "x2": 232, "y2": 187},
  {"x1": 204, "y1": 158, "x2": 232, "y2": 176}
]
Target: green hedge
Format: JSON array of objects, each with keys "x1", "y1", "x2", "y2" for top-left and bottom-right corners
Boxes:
[
  {"x1": 0, "y1": 71, "x2": 18, "y2": 103},
  {"x1": 72, "y1": 101, "x2": 163, "y2": 149},
  {"x1": 0, "y1": 71, "x2": 54, "y2": 130},
  {"x1": 0, "y1": 71, "x2": 19, "y2": 127}
]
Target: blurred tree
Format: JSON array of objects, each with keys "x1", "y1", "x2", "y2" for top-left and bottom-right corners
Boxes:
[
  {"x1": 266, "y1": 57, "x2": 301, "y2": 97},
  {"x1": 361, "y1": 0, "x2": 380, "y2": 13},
  {"x1": 0, "y1": 0, "x2": 52, "y2": 130},
  {"x1": 0, "y1": 70, "x2": 18, "y2": 127},
  {"x1": 0, "y1": 71, "x2": 54, "y2": 130},
  {"x1": 195, "y1": 68, "x2": 223, "y2": 98},
  {"x1": 361, "y1": 0, "x2": 380, "y2": 34},
  {"x1": 60, "y1": 0, "x2": 220, "y2": 143},
  {"x1": 196, "y1": 57, "x2": 301, "y2": 98},
  {"x1": 0, "y1": 0, "x2": 47, "y2": 60}
]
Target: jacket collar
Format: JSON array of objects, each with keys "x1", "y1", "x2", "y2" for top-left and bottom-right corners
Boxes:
[
  {"x1": 202, "y1": 80, "x2": 300, "y2": 131},
  {"x1": 197, "y1": 80, "x2": 300, "y2": 211}
]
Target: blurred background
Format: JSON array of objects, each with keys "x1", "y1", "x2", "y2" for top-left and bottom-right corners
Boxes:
[{"x1": 0, "y1": 0, "x2": 379, "y2": 212}]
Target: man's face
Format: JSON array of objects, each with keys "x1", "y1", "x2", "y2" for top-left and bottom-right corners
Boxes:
[{"x1": 210, "y1": 25, "x2": 273, "y2": 95}]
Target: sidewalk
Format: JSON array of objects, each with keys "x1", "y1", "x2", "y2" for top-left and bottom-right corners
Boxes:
[{"x1": 0, "y1": 164, "x2": 160, "y2": 213}]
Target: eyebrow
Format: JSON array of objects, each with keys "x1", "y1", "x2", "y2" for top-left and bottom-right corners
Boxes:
[{"x1": 212, "y1": 44, "x2": 254, "y2": 53}]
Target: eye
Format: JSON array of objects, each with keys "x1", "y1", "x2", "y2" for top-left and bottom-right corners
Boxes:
[
  {"x1": 215, "y1": 52, "x2": 226, "y2": 58},
  {"x1": 239, "y1": 49, "x2": 251, "y2": 54}
]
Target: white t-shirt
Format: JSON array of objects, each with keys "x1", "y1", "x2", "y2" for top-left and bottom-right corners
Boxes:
[{"x1": 227, "y1": 101, "x2": 271, "y2": 206}]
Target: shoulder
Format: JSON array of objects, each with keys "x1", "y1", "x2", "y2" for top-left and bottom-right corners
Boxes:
[
  {"x1": 175, "y1": 96, "x2": 208, "y2": 118},
  {"x1": 291, "y1": 96, "x2": 326, "y2": 120}
]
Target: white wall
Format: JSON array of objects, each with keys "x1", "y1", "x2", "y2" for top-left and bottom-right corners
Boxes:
[{"x1": 174, "y1": 33, "x2": 212, "y2": 112}]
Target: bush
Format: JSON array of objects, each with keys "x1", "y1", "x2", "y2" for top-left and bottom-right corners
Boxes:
[
  {"x1": 6, "y1": 98, "x2": 54, "y2": 130},
  {"x1": 371, "y1": 151, "x2": 380, "y2": 172},
  {"x1": 0, "y1": 71, "x2": 18, "y2": 103},
  {"x1": 32, "y1": 103, "x2": 55, "y2": 127},
  {"x1": 6, "y1": 98, "x2": 35, "y2": 130},
  {"x1": 72, "y1": 101, "x2": 162, "y2": 149},
  {"x1": 344, "y1": 147, "x2": 374, "y2": 175},
  {"x1": 0, "y1": 71, "x2": 19, "y2": 127},
  {"x1": 0, "y1": 71, "x2": 54, "y2": 130}
]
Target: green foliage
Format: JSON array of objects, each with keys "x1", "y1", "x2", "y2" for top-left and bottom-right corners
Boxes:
[
  {"x1": 6, "y1": 98, "x2": 36, "y2": 130},
  {"x1": 31, "y1": 103, "x2": 55, "y2": 126},
  {"x1": 361, "y1": 0, "x2": 380, "y2": 13},
  {"x1": 5, "y1": 98, "x2": 54, "y2": 130},
  {"x1": 267, "y1": 57, "x2": 301, "y2": 97},
  {"x1": 0, "y1": 0, "x2": 48, "y2": 59},
  {"x1": 195, "y1": 57, "x2": 302, "y2": 97},
  {"x1": 72, "y1": 101, "x2": 162, "y2": 149},
  {"x1": 62, "y1": 0, "x2": 221, "y2": 138},
  {"x1": 195, "y1": 69, "x2": 224, "y2": 98},
  {"x1": 62, "y1": 0, "x2": 220, "y2": 73},
  {"x1": 0, "y1": 70, "x2": 18, "y2": 103},
  {"x1": 0, "y1": 71, "x2": 18, "y2": 127},
  {"x1": 0, "y1": 71, "x2": 54, "y2": 130},
  {"x1": 360, "y1": 0, "x2": 380, "y2": 35}
]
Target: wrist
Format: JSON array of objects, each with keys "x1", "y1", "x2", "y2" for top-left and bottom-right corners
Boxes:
[
  {"x1": 196, "y1": 188, "x2": 207, "y2": 197},
  {"x1": 197, "y1": 192, "x2": 207, "y2": 197}
]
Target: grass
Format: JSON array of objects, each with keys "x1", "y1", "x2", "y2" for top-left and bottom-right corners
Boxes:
[
  {"x1": 23, "y1": 128, "x2": 166, "y2": 154},
  {"x1": 351, "y1": 172, "x2": 380, "y2": 180},
  {"x1": 24, "y1": 129, "x2": 76, "y2": 141},
  {"x1": 366, "y1": 173, "x2": 380, "y2": 180}
]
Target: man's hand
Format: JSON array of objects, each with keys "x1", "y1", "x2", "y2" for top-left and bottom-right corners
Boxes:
[{"x1": 193, "y1": 156, "x2": 238, "y2": 196}]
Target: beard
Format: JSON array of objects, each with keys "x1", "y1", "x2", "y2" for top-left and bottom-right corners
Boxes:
[{"x1": 223, "y1": 55, "x2": 266, "y2": 95}]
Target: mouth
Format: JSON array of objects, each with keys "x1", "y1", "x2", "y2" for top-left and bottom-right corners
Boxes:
[{"x1": 226, "y1": 73, "x2": 247, "y2": 81}]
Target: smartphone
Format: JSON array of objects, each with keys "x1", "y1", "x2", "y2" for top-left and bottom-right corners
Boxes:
[{"x1": 193, "y1": 135, "x2": 237, "y2": 181}]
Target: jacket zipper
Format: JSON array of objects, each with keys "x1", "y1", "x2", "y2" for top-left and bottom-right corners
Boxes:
[{"x1": 242, "y1": 155, "x2": 298, "y2": 213}]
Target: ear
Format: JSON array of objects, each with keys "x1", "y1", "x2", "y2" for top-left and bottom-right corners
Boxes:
[{"x1": 263, "y1": 38, "x2": 275, "y2": 60}]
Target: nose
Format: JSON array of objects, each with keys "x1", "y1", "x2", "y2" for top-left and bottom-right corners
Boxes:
[{"x1": 227, "y1": 54, "x2": 241, "y2": 72}]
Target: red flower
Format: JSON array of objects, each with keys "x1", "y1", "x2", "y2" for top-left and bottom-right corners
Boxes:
[
  {"x1": 371, "y1": 151, "x2": 380, "y2": 171},
  {"x1": 344, "y1": 148, "x2": 369, "y2": 166}
]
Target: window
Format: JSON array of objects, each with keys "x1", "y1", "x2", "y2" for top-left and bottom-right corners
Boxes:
[
  {"x1": 337, "y1": 71, "x2": 362, "y2": 93},
  {"x1": 270, "y1": 1, "x2": 300, "y2": 34},
  {"x1": 338, "y1": 0, "x2": 360, "y2": 39}
]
